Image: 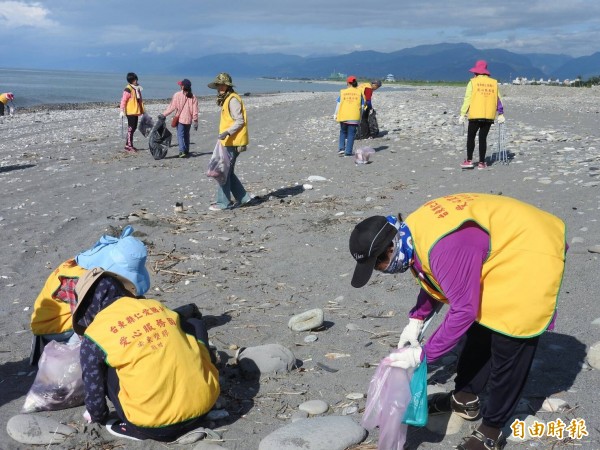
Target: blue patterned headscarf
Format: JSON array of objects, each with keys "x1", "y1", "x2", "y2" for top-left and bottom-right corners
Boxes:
[{"x1": 382, "y1": 215, "x2": 414, "y2": 274}]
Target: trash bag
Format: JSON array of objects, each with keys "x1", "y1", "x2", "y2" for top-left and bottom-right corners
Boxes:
[
  {"x1": 368, "y1": 109, "x2": 379, "y2": 137},
  {"x1": 138, "y1": 113, "x2": 154, "y2": 137},
  {"x1": 148, "y1": 115, "x2": 172, "y2": 160},
  {"x1": 22, "y1": 340, "x2": 84, "y2": 413},
  {"x1": 206, "y1": 140, "x2": 231, "y2": 185},
  {"x1": 356, "y1": 109, "x2": 371, "y2": 140},
  {"x1": 362, "y1": 349, "x2": 412, "y2": 450},
  {"x1": 354, "y1": 146, "x2": 376, "y2": 165},
  {"x1": 402, "y1": 352, "x2": 428, "y2": 427}
]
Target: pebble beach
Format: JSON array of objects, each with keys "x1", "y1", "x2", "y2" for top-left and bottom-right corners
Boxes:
[{"x1": 1, "y1": 85, "x2": 600, "y2": 449}]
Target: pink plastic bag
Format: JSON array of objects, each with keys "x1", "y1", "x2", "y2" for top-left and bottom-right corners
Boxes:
[
  {"x1": 362, "y1": 349, "x2": 413, "y2": 450},
  {"x1": 206, "y1": 140, "x2": 231, "y2": 185}
]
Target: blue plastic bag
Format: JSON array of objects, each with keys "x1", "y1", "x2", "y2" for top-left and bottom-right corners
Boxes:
[{"x1": 402, "y1": 353, "x2": 428, "y2": 427}]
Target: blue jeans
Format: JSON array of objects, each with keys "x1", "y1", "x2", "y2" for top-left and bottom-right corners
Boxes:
[
  {"x1": 215, "y1": 146, "x2": 251, "y2": 208},
  {"x1": 339, "y1": 123, "x2": 357, "y2": 155},
  {"x1": 177, "y1": 123, "x2": 191, "y2": 154}
]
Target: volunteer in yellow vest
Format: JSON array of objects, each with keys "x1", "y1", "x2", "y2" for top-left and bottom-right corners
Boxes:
[
  {"x1": 28, "y1": 226, "x2": 140, "y2": 365},
  {"x1": 206, "y1": 72, "x2": 256, "y2": 211},
  {"x1": 334, "y1": 75, "x2": 365, "y2": 156},
  {"x1": 349, "y1": 193, "x2": 566, "y2": 450},
  {"x1": 73, "y1": 253, "x2": 219, "y2": 440},
  {"x1": 0, "y1": 92, "x2": 14, "y2": 116},
  {"x1": 458, "y1": 60, "x2": 505, "y2": 170},
  {"x1": 119, "y1": 72, "x2": 145, "y2": 153}
]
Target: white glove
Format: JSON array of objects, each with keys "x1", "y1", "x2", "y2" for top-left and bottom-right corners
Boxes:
[
  {"x1": 398, "y1": 318, "x2": 424, "y2": 348},
  {"x1": 333, "y1": 114, "x2": 337, "y2": 121},
  {"x1": 119, "y1": 110, "x2": 125, "y2": 118},
  {"x1": 497, "y1": 114, "x2": 505, "y2": 124},
  {"x1": 389, "y1": 347, "x2": 422, "y2": 369},
  {"x1": 83, "y1": 409, "x2": 92, "y2": 423},
  {"x1": 458, "y1": 115, "x2": 466, "y2": 125}
]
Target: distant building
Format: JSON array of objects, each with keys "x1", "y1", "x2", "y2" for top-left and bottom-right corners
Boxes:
[
  {"x1": 328, "y1": 71, "x2": 346, "y2": 80},
  {"x1": 385, "y1": 74, "x2": 396, "y2": 82}
]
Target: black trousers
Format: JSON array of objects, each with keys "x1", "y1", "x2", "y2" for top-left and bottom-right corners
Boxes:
[
  {"x1": 466, "y1": 120, "x2": 493, "y2": 162},
  {"x1": 106, "y1": 316, "x2": 209, "y2": 441},
  {"x1": 454, "y1": 322, "x2": 539, "y2": 429},
  {"x1": 126, "y1": 115, "x2": 139, "y2": 147}
]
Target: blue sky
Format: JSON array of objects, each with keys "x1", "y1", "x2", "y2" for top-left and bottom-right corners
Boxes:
[{"x1": 1, "y1": 0, "x2": 599, "y2": 70}]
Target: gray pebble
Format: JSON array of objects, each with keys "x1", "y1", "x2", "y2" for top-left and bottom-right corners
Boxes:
[
  {"x1": 304, "y1": 335, "x2": 318, "y2": 343},
  {"x1": 288, "y1": 308, "x2": 324, "y2": 332},
  {"x1": 259, "y1": 416, "x2": 366, "y2": 450},
  {"x1": 586, "y1": 341, "x2": 600, "y2": 370},
  {"x1": 6, "y1": 414, "x2": 76, "y2": 445},
  {"x1": 299, "y1": 399, "x2": 329, "y2": 415}
]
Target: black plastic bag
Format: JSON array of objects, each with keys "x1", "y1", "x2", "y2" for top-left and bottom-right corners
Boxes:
[
  {"x1": 138, "y1": 113, "x2": 154, "y2": 137},
  {"x1": 356, "y1": 109, "x2": 370, "y2": 140},
  {"x1": 148, "y1": 115, "x2": 172, "y2": 160},
  {"x1": 368, "y1": 109, "x2": 379, "y2": 137}
]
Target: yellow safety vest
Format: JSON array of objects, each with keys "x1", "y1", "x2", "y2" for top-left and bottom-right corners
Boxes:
[
  {"x1": 337, "y1": 87, "x2": 363, "y2": 122},
  {"x1": 85, "y1": 297, "x2": 219, "y2": 428},
  {"x1": 30, "y1": 259, "x2": 86, "y2": 335},
  {"x1": 219, "y1": 92, "x2": 249, "y2": 146},
  {"x1": 0, "y1": 93, "x2": 10, "y2": 105},
  {"x1": 124, "y1": 84, "x2": 144, "y2": 116},
  {"x1": 467, "y1": 76, "x2": 498, "y2": 120},
  {"x1": 404, "y1": 193, "x2": 566, "y2": 338}
]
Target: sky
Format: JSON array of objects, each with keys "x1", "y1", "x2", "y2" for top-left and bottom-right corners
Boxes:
[{"x1": 1, "y1": 0, "x2": 600, "y2": 70}]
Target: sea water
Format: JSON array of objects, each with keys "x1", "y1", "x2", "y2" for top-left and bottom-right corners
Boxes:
[{"x1": 0, "y1": 68, "x2": 350, "y2": 108}]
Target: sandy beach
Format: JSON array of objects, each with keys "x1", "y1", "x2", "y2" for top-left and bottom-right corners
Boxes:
[{"x1": 1, "y1": 85, "x2": 599, "y2": 449}]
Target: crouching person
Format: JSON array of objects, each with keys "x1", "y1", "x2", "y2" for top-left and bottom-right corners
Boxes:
[{"x1": 73, "y1": 267, "x2": 220, "y2": 442}]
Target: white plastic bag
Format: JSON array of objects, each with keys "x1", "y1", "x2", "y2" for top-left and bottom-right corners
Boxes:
[
  {"x1": 354, "y1": 147, "x2": 376, "y2": 164},
  {"x1": 362, "y1": 349, "x2": 413, "y2": 450},
  {"x1": 206, "y1": 140, "x2": 231, "y2": 185},
  {"x1": 22, "y1": 340, "x2": 84, "y2": 413}
]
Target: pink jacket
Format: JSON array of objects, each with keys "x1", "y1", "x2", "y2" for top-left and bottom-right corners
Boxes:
[{"x1": 163, "y1": 91, "x2": 198, "y2": 125}]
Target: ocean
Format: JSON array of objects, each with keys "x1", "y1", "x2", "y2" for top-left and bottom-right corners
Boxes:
[{"x1": 0, "y1": 68, "x2": 350, "y2": 108}]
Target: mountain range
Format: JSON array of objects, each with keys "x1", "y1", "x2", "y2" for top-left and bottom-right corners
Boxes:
[{"x1": 58, "y1": 43, "x2": 600, "y2": 82}]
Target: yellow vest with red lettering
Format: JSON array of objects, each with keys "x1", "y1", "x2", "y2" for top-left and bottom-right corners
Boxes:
[
  {"x1": 0, "y1": 93, "x2": 10, "y2": 105},
  {"x1": 30, "y1": 259, "x2": 86, "y2": 335},
  {"x1": 337, "y1": 87, "x2": 363, "y2": 122},
  {"x1": 404, "y1": 193, "x2": 566, "y2": 338},
  {"x1": 124, "y1": 84, "x2": 144, "y2": 116},
  {"x1": 85, "y1": 298, "x2": 219, "y2": 427},
  {"x1": 468, "y1": 76, "x2": 498, "y2": 120},
  {"x1": 219, "y1": 92, "x2": 249, "y2": 146}
]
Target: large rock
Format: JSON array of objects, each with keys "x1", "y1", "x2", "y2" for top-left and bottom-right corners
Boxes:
[
  {"x1": 237, "y1": 344, "x2": 296, "y2": 376},
  {"x1": 6, "y1": 414, "x2": 76, "y2": 445},
  {"x1": 259, "y1": 416, "x2": 366, "y2": 450}
]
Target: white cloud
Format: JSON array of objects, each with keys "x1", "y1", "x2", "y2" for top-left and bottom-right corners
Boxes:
[
  {"x1": 0, "y1": 1, "x2": 57, "y2": 28},
  {"x1": 142, "y1": 40, "x2": 174, "y2": 54}
]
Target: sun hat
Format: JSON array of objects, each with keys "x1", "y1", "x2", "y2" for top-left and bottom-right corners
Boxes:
[
  {"x1": 75, "y1": 225, "x2": 150, "y2": 296},
  {"x1": 347, "y1": 75, "x2": 357, "y2": 83},
  {"x1": 177, "y1": 79, "x2": 191, "y2": 89},
  {"x1": 349, "y1": 216, "x2": 399, "y2": 288},
  {"x1": 208, "y1": 72, "x2": 234, "y2": 89},
  {"x1": 469, "y1": 60, "x2": 490, "y2": 75},
  {"x1": 371, "y1": 80, "x2": 382, "y2": 87},
  {"x1": 6, "y1": 92, "x2": 14, "y2": 100},
  {"x1": 72, "y1": 267, "x2": 137, "y2": 335}
]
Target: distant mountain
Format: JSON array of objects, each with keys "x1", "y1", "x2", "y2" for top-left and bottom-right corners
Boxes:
[
  {"x1": 550, "y1": 52, "x2": 600, "y2": 79},
  {"x1": 173, "y1": 43, "x2": 586, "y2": 81}
]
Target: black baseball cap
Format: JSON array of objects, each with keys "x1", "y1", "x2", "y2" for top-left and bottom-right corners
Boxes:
[{"x1": 349, "y1": 216, "x2": 398, "y2": 288}]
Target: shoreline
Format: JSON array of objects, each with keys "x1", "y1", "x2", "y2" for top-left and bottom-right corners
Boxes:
[{"x1": 1, "y1": 86, "x2": 599, "y2": 449}]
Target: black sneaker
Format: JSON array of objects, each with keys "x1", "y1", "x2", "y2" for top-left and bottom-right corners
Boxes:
[
  {"x1": 428, "y1": 391, "x2": 480, "y2": 420},
  {"x1": 106, "y1": 420, "x2": 141, "y2": 441}
]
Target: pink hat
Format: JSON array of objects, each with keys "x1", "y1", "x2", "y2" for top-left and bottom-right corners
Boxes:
[
  {"x1": 469, "y1": 60, "x2": 490, "y2": 75},
  {"x1": 6, "y1": 92, "x2": 14, "y2": 100}
]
